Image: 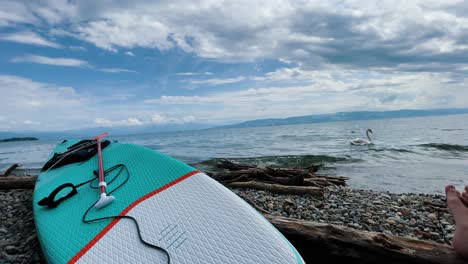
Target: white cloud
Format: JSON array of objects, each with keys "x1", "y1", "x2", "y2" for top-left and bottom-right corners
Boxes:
[
  {"x1": 2, "y1": 1, "x2": 468, "y2": 69},
  {"x1": 125, "y1": 51, "x2": 134, "y2": 56},
  {"x1": 11, "y1": 54, "x2": 136, "y2": 73},
  {"x1": 182, "y1": 115, "x2": 196, "y2": 123},
  {"x1": 0, "y1": 75, "x2": 200, "y2": 130},
  {"x1": 23, "y1": 120, "x2": 41, "y2": 125},
  {"x1": 189, "y1": 76, "x2": 246, "y2": 85},
  {"x1": 0, "y1": 65, "x2": 465, "y2": 131},
  {"x1": 0, "y1": 31, "x2": 61, "y2": 48},
  {"x1": 99, "y1": 68, "x2": 138, "y2": 73},
  {"x1": 150, "y1": 114, "x2": 166, "y2": 124},
  {"x1": 127, "y1": 117, "x2": 143, "y2": 125},
  {"x1": 253, "y1": 67, "x2": 305, "y2": 81},
  {"x1": 92, "y1": 113, "x2": 197, "y2": 127},
  {"x1": 144, "y1": 95, "x2": 221, "y2": 105},
  {"x1": 95, "y1": 117, "x2": 143, "y2": 127},
  {"x1": 0, "y1": 1, "x2": 78, "y2": 26},
  {"x1": 143, "y1": 68, "x2": 468, "y2": 123},
  {"x1": 12, "y1": 54, "x2": 87, "y2": 67},
  {"x1": 0, "y1": 75, "x2": 90, "y2": 130},
  {"x1": 69, "y1": 45, "x2": 87, "y2": 51},
  {"x1": 151, "y1": 113, "x2": 196, "y2": 124},
  {"x1": 0, "y1": 4, "x2": 36, "y2": 26},
  {"x1": 50, "y1": 28, "x2": 78, "y2": 38},
  {"x1": 176, "y1": 72, "x2": 213, "y2": 76},
  {"x1": 74, "y1": 13, "x2": 173, "y2": 52},
  {"x1": 8, "y1": 0, "x2": 464, "y2": 67}
]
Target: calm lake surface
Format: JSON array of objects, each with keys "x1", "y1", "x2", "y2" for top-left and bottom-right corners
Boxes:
[{"x1": 1, "y1": 114, "x2": 467, "y2": 195}]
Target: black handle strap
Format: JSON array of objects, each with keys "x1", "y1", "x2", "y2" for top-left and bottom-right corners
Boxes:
[{"x1": 38, "y1": 183, "x2": 78, "y2": 208}]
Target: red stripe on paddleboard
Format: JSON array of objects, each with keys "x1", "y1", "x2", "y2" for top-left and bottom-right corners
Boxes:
[{"x1": 68, "y1": 170, "x2": 200, "y2": 264}]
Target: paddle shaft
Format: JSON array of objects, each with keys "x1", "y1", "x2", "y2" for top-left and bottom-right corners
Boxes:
[
  {"x1": 93, "y1": 132, "x2": 109, "y2": 194},
  {"x1": 97, "y1": 137, "x2": 106, "y2": 193}
]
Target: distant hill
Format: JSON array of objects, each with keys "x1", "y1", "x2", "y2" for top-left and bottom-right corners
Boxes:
[
  {"x1": 0, "y1": 122, "x2": 213, "y2": 140},
  {"x1": 66, "y1": 122, "x2": 213, "y2": 137},
  {"x1": 216, "y1": 108, "x2": 468, "y2": 129},
  {"x1": 2, "y1": 108, "x2": 467, "y2": 137},
  {"x1": 0, "y1": 137, "x2": 39, "y2": 143}
]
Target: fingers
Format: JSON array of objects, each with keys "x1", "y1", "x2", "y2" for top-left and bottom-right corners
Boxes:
[{"x1": 465, "y1": 185, "x2": 468, "y2": 193}]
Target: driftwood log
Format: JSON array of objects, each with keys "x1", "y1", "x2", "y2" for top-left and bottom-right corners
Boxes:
[
  {"x1": 225, "y1": 181, "x2": 323, "y2": 196},
  {"x1": 0, "y1": 162, "x2": 36, "y2": 189},
  {"x1": 214, "y1": 159, "x2": 320, "y2": 173},
  {"x1": 267, "y1": 215, "x2": 466, "y2": 264},
  {"x1": 210, "y1": 159, "x2": 347, "y2": 183},
  {"x1": 208, "y1": 159, "x2": 347, "y2": 195},
  {"x1": 0, "y1": 176, "x2": 37, "y2": 190},
  {"x1": 1, "y1": 163, "x2": 21, "y2": 177},
  {"x1": 212, "y1": 170, "x2": 306, "y2": 185}
]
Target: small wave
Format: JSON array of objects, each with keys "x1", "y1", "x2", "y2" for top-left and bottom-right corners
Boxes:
[
  {"x1": 364, "y1": 148, "x2": 415, "y2": 154},
  {"x1": 418, "y1": 143, "x2": 468, "y2": 152},
  {"x1": 143, "y1": 144, "x2": 163, "y2": 150},
  {"x1": 0, "y1": 151, "x2": 16, "y2": 155},
  {"x1": 233, "y1": 155, "x2": 353, "y2": 166},
  {"x1": 440, "y1": 128, "x2": 465, "y2": 131},
  {"x1": 279, "y1": 135, "x2": 297, "y2": 139},
  {"x1": 279, "y1": 134, "x2": 315, "y2": 141}
]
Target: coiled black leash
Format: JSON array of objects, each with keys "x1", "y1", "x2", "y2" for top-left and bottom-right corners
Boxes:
[{"x1": 82, "y1": 164, "x2": 172, "y2": 264}]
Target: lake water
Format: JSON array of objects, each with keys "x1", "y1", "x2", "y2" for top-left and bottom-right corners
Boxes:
[{"x1": 1, "y1": 114, "x2": 467, "y2": 195}]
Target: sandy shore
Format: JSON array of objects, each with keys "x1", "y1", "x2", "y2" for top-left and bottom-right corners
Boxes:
[{"x1": 0, "y1": 186, "x2": 453, "y2": 263}]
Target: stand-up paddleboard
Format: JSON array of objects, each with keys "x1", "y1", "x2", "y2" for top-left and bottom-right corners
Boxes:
[{"x1": 33, "y1": 138, "x2": 304, "y2": 263}]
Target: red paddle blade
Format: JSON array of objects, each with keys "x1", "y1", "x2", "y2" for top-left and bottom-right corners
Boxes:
[{"x1": 93, "y1": 132, "x2": 109, "y2": 140}]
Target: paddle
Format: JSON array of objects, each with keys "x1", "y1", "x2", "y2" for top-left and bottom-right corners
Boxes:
[{"x1": 93, "y1": 132, "x2": 115, "y2": 209}]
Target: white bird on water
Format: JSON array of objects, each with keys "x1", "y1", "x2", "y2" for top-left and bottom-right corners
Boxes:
[{"x1": 350, "y1": 129, "x2": 374, "y2": 145}]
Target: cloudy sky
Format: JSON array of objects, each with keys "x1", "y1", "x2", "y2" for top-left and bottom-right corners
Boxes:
[{"x1": 0, "y1": 0, "x2": 467, "y2": 131}]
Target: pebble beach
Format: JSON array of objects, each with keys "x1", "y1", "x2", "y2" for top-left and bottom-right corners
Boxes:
[
  {"x1": 232, "y1": 186, "x2": 454, "y2": 244},
  {"x1": 0, "y1": 185, "x2": 454, "y2": 263},
  {"x1": 0, "y1": 190, "x2": 44, "y2": 264}
]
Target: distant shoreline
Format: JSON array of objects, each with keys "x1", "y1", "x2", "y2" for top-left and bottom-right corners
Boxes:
[
  {"x1": 0, "y1": 137, "x2": 38, "y2": 143},
  {"x1": 216, "y1": 108, "x2": 468, "y2": 130}
]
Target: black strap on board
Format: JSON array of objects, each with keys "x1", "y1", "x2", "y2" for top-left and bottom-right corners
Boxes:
[
  {"x1": 41, "y1": 140, "x2": 110, "y2": 172},
  {"x1": 38, "y1": 183, "x2": 78, "y2": 208}
]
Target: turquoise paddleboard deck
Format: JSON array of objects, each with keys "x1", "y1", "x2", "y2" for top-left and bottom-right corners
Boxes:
[{"x1": 34, "y1": 138, "x2": 304, "y2": 263}]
